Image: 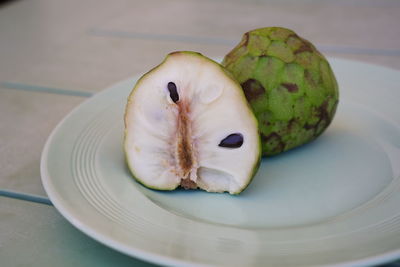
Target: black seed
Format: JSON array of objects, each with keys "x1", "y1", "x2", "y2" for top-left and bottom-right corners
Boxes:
[
  {"x1": 167, "y1": 82, "x2": 179, "y2": 103},
  {"x1": 219, "y1": 133, "x2": 244, "y2": 148}
]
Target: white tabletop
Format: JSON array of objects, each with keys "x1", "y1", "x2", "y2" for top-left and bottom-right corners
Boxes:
[{"x1": 1, "y1": 0, "x2": 399, "y2": 266}]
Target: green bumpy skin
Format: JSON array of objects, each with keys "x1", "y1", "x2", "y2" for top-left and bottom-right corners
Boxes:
[{"x1": 222, "y1": 27, "x2": 339, "y2": 156}]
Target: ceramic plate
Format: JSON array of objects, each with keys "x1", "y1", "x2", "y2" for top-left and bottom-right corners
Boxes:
[{"x1": 41, "y1": 58, "x2": 400, "y2": 266}]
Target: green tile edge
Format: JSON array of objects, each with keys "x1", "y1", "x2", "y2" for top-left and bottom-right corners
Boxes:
[
  {"x1": 0, "y1": 190, "x2": 52, "y2": 205},
  {"x1": 0, "y1": 82, "x2": 93, "y2": 97}
]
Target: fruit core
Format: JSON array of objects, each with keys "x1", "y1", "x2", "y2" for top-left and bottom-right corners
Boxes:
[
  {"x1": 167, "y1": 81, "x2": 243, "y2": 190},
  {"x1": 167, "y1": 81, "x2": 197, "y2": 189}
]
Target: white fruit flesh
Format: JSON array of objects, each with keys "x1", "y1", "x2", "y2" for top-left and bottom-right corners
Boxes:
[{"x1": 124, "y1": 52, "x2": 260, "y2": 194}]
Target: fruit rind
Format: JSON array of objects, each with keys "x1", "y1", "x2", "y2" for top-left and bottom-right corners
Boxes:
[{"x1": 223, "y1": 27, "x2": 339, "y2": 156}]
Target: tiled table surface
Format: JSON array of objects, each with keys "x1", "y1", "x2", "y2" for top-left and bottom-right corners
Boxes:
[{"x1": 1, "y1": 0, "x2": 399, "y2": 266}]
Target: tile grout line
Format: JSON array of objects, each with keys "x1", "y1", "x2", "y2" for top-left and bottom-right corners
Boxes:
[
  {"x1": 88, "y1": 28, "x2": 400, "y2": 57},
  {"x1": 0, "y1": 190, "x2": 53, "y2": 206},
  {"x1": 185, "y1": 0, "x2": 400, "y2": 8},
  {"x1": 0, "y1": 82, "x2": 94, "y2": 98},
  {"x1": 319, "y1": 45, "x2": 400, "y2": 56},
  {"x1": 88, "y1": 28, "x2": 235, "y2": 46}
]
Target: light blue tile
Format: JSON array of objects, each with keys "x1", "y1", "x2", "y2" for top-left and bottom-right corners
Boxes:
[
  {"x1": 0, "y1": 88, "x2": 83, "y2": 196},
  {"x1": 0, "y1": 197, "x2": 158, "y2": 267},
  {"x1": 88, "y1": 29, "x2": 400, "y2": 57}
]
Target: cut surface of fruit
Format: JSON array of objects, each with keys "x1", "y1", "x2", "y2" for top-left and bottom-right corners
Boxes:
[{"x1": 124, "y1": 51, "x2": 261, "y2": 194}]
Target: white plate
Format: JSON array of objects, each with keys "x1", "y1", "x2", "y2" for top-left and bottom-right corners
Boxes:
[{"x1": 41, "y1": 58, "x2": 400, "y2": 267}]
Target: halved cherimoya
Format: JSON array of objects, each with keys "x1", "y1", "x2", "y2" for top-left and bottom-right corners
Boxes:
[{"x1": 124, "y1": 51, "x2": 261, "y2": 194}]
